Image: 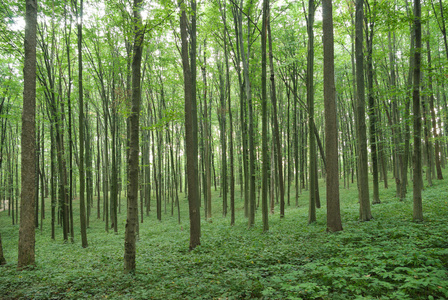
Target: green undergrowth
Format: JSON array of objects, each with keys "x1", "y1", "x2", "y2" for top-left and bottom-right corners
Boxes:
[{"x1": 1, "y1": 176, "x2": 448, "y2": 299}]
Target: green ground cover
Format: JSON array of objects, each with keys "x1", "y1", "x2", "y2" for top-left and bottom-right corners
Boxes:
[{"x1": 1, "y1": 176, "x2": 448, "y2": 299}]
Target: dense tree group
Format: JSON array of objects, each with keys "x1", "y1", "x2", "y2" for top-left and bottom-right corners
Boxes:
[{"x1": 0, "y1": 0, "x2": 447, "y2": 272}]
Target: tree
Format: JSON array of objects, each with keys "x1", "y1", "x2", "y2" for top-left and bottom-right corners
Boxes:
[
  {"x1": 0, "y1": 233, "x2": 6, "y2": 265},
  {"x1": 267, "y1": 5, "x2": 284, "y2": 218},
  {"x1": 365, "y1": 0, "x2": 380, "y2": 205},
  {"x1": 124, "y1": 0, "x2": 144, "y2": 274},
  {"x1": 261, "y1": 0, "x2": 269, "y2": 232},
  {"x1": 76, "y1": 0, "x2": 88, "y2": 248},
  {"x1": 355, "y1": 0, "x2": 372, "y2": 221},
  {"x1": 412, "y1": 0, "x2": 423, "y2": 222},
  {"x1": 18, "y1": 0, "x2": 37, "y2": 269},
  {"x1": 306, "y1": 0, "x2": 318, "y2": 224},
  {"x1": 322, "y1": 0, "x2": 342, "y2": 232},
  {"x1": 179, "y1": 0, "x2": 201, "y2": 250}
]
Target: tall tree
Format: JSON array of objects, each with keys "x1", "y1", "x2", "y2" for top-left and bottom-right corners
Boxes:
[
  {"x1": 306, "y1": 0, "x2": 317, "y2": 224},
  {"x1": 322, "y1": 0, "x2": 342, "y2": 232},
  {"x1": 18, "y1": 0, "x2": 37, "y2": 269},
  {"x1": 261, "y1": 0, "x2": 269, "y2": 232},
  {"x1": 76, "y1": 0, "x2": 88, "y2": 248},
  {"x1": 124, "y1": 0, "x2": 144, "y2": 274},
  {"x1": 365, "y1": 0, "x2": 380, "y2": 204},
  {"x1": 412, "y1": 0, "x2": 423, "y2": 222},
  {"x1": 267, "y1": 6, "x2": 284, "y2": 218},
  {"x1": 180, "y1": 0, "x2": 201, "y2": 250},
  {"x1": 356, "y1": 0, "x2": 372, "y2": 221}
]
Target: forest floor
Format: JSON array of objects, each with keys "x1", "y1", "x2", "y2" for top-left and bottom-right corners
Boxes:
[{"x1": 1, "y1": 173, "x2": 448, "y2": 299}]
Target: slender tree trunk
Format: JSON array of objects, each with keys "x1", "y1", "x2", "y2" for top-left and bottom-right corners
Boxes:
[
  {"x1": 366, "y1": 0, "x2": 380, "y2": 204},
  {"x1": 268, "y1": 8, "x2": 284, "y2": 218},
  {"x1": 356, "y1": 0, "x2": 372, "y2": 221},
  {"x1": 413, "y1": 0, "x2": 423, "y2": 222},
  {"x1": 261, "y1": 0, "x2": 269, "y2": 232},
  {"x1": 124, "y1": 0, "x2": 144, "y2": 274},
  {"x1": 426, "y1": 29, "x2": 443, "y2": 180},
  {"x1": 77, "y1": 0, "x2": 88, "y2": 248},
  {"x1": 18, "y1": 0, "x2": 37, "y2": 269},
  {"x1": 50, "y1": 125, "x2": 56, "y2": 240},
  {"x1": 0, "y1": 233, "x2": 6, "y2": 265},
  {"x1": 307, "y1": 0, "x2": 317, "y2": 224}
]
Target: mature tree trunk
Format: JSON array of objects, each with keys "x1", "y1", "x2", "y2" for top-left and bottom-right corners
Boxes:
[
  {"x1": 96, "y1": 116, "x2": 101, "y2": 220},
  {"x1": 412, "y1": 0, "x2": 423, "y2": 222},
  {"x1": 64, "y1": 2, "x2": 74, "y2": 244},
  {"x1": 426, "y1": 29, "x2": 443, "y2": 180},
  {"x1": 124, "y1": 0, "x2": 144, "y2": 274},
  {"x1": 356, "y1": 0, "x2": 372, "y2": 221},
  {"x1": 218, "y1": 0, "x2": 235, "y2": 225},
  {"x1": 401, "y1": 0, "x2": 415, "y2": 200},
  {"x1": 218, "y1": 62, "x2": 227, "y2": 217},
  {"x1": 231, "y1": 2, "x2": 249, "y2": 217},
  {"x1": 0, "y1": 233, "x2": 6, "y2": 265},
  {"x1": 201, "y1": 40, "x2": 212, "y2": 220},
  {"x1": 50, "y1": 125, "x2": 56, "y2": 240},
  {"x1": 268, "y1": 7, "x2": 284, "y2": 218},
  {"x1": 261, "y1": 0, "x2": 269, "y2": 232},
  {"x1": 111, "y1": 59, "x2": 119, "y2": 233},
  {"x1": 235, "y1": 0, "x2": 255, "y2": 227},
  {"x1": 307, "y1": 0, "x2": 317, "y2": 224},
  {"x1": 85, "y1": 100, "x2": 93, "y2": 227},
  {"x1": 366, "y1": 0, "x2": 380, "y2": 204},
  {"x1": 77, "y1": 0, "x2": 88, "y2": 248},
  {"x1": 180, "y1": 0, "x2": 201, "y2": 250},
  {"x1": 18, "y1": 0, "x2": 37, "y2": 269},
  {"x1": 323, "y1": 0, "x2": 342, "y2": 232}
]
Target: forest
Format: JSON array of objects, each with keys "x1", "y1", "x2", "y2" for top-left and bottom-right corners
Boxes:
[{"x1": 1, "y1": 0, "x2": 448, "y2": 298}]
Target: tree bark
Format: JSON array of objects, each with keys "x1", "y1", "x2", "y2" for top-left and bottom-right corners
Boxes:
[
  {"x1": 323, "y1": 0, "x2": 343, "y2": 232},
  {"x1": 365, "y1": 0, "x2": 380, "y2": 204},
  {"x1": 0, "y1": 233, "x2": 6, "y2": 265},
  {"x1": 77, "y1": 0, "x2": 88, "y2": 248},
  {"x1": 18, "y1": 0, "x2": 37, "y2": 269},
  {"x1": 268, "y1": 7, "x2": 285, "y2": 218},
  {"x1": 124, "y1": 0, "x2": 144, "y2": 274},
  {"x1": 261, "y1": 0, "x2": 269, "y2": 232},
  {"x1": 180, "y1": 0, "x2": 201, "y2": 250},
  {"x1": 307, "y1": 0, "x2": 317, "y2": 224},
  {"x1": 356, "y1": 0, "x2": 372, "y2": 221},
  {"x1": 412, "y1": 0, "x2": 423, "y2": 222}
]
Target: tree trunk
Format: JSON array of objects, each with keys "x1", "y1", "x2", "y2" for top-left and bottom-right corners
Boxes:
[
  {"x1": 261, "y1": 0, "x2": 269, "y2": 232},
  {"x1": 366, "y1": 0, "x2": 380, "y2": 204},
  {"x1": 0, "y1": 233, "x2": 6, "y2": 265},
  {"x1": 77, "y1": 0, "x2": 88, "y2": 248},
  {"x1": 412, "y1": 0, "x2": 423, "y2": 222},
  {"x1": 124, "y1": 0, "x2": 144, "y2": 274},
  {"x1": 307, "y1": 0, "x2": 317, "y2": 224},
  {"x1": 426, "y1": 28, "x2": 443, "y2": 180},
  {"x1": 323, "y1": 0, "x2": 343, "y2": 232},
  {"x1": 356, "y1": 0, "x2": 372, "y2": 221},
  {"x1": 180, "y1": 0, "x2": 201, "y2": 250},
  {"x1": 18, "y1": 0, "x2": 37, "y2": 269},
  {"x1": 267, "y1": 7, "x2": 284, "y2": 218}
]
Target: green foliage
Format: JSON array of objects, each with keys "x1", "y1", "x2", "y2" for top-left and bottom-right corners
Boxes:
[{"x1": 1, "y1": 174, "x2": 448, "y2": 299}]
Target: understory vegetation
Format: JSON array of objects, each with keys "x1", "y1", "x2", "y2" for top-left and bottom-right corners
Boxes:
[{"x1": 1, "y1": 175, "x2": 448, "y2": 299}]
